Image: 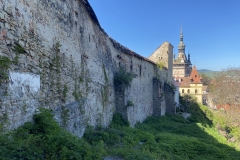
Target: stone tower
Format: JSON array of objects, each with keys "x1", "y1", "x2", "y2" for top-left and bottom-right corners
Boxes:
[
  {"x1": 148, "y1": 41, "x2": 174, "y2": 81},
  {"x1": 173, "y1": 26, "x2": 192, "y2": 77}
]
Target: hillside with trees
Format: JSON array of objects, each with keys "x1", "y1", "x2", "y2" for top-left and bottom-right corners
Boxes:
[
  {"x1": 198, "y1": 69, "x2": 219, "y2": 78},
  {"x1": 206, "y1": 67, "x2": 240, "y2": 143}
]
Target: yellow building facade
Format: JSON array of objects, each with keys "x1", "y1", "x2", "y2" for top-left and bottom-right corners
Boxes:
[
  {"x1": 180, "y1": 83, "x2": 203, "y2": 104},
  {"x1": 177, "y1": 66, "x2": 203, "y2": 104}
]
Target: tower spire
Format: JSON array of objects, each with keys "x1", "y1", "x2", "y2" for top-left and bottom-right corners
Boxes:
[
  {"x1": 180, "y1": 24, "x2": 183, "y2": 42},
  {"x1": 178, "y1": 24, "x2": 185, "y2": 54}
]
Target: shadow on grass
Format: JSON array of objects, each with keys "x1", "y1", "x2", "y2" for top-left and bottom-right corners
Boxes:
[
  {"x1": 1, "y1": 106, "x2": 240, "y2": 160},
  {"x1": 133, "y1": 102, "x2": 240, "y2": 160},
  {"x1": 81, "y1": 107, "x2": 240, "y2": 159}
]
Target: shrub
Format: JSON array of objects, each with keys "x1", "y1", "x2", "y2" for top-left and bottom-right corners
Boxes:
[
  {"x1": 110, "y1": 113, "x2": 129, "y2": 127},
  {"x1": 0, "y1": 56, "x2": 12, "y2": 83},
  {"x1": 156, "y1": 61, "x2": 165, "y2": 70},
  {"x1": 114, "y1": 67, "x2": 135, "y2": 86},
  {"x1": 127, "y1": 100, "x2": 134, "y2": 107},
  {"x1": 0, "y1": 108, "x2": 106, "y2": 159}
]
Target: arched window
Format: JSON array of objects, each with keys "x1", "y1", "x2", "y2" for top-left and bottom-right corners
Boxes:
[
  {"x1": 182, "y1": 89, "x2": 184, "y2": 93},
  {"x1": 195, "y1": 89, "x2": 198, "y2": 94},
  {"x1": 187, "y1": 89, "x2": 190, "y2": 93}
]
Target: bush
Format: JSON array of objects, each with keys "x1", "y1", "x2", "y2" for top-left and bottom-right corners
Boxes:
[
  {"x1": 156, "y1": 61, "x2": 165, "y2": 70},
  {"x1": 114, "y1": 67, "x2": 135, "y2": 86},
  {"x1": 127, "y1": 100, "x2": 134, "y2": 106},
  {"x1": 0, "y1": 108, "x2": 106, "y2": 159},
  {"x1": 1, "y1": 105, "x2": 240, "y2": 159},
  {"x1": 110, "y1": 113, "x2": 130, "y2": 127}
]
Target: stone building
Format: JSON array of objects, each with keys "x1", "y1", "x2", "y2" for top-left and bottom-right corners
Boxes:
[
  {"x1": 173, "y1": 27, "x2": 192, "y2": 77},
  {"x1": 0, "y1": 0, "x2": 176, "y2": 136},
  {"x1": 175, "y1": 66, "x2": 203, "y2": 104},
  {"x1": 148, "y1": 41, "x2": 174, "y2": 81}
]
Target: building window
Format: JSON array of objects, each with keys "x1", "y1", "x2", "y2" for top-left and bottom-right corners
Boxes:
[
  {"x1": 182, "y1": 89, "x2": 184, "y2": 93},
  {"x1": 187, "y1": 89, "x2": 190, "y2": 93},
  {"x1": 139, "y1": 65, "x2": 142, "y2": 76},
  {"x1": 195, "y1": 89, "x2": 198, "y2": 94}
]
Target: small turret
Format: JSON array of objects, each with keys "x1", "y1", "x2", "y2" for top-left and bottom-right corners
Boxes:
[{"x1": 188, "y1": 53, "x2": 191, "y2": 62}]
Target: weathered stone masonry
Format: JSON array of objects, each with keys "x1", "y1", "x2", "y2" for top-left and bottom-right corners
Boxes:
[{"x1": 0, "y1": 0, "x2": 174, "y2": 137}]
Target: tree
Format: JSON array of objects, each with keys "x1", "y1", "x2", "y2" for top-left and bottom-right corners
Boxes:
[
  {"x1": 200, "y1": 73, "x2": 212, "y2": 85},
  {"x1": 209, "y1": 67, "x2": 240, "y2": 105},
  {"x1": 209, "y1": 67, "x2": 240, "y2": 126}
]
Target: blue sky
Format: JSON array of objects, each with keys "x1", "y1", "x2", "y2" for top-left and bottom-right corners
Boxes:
[{"x1": 88, "y1": 0, "x2": 240, "y2": 71}]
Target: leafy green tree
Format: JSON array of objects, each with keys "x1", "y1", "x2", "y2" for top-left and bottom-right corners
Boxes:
[{"x1": 200, "y1": 73, "x2": 212, "y2": 85}]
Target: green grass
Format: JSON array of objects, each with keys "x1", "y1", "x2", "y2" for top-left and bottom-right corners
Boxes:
[{"x1": 0, "y1": 105, "x2": 240, "y2": 160}]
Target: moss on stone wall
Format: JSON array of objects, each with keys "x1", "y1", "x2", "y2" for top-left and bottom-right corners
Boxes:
[
  {"x1": 63, "y1": 84, "x2": 68, "y2": 99},
  {"x1": 127, "y1": 100, "x2": 134, "y2": 107},
  {"x1": 0, "y1": 56, "x2": 12, "y2": 84},
  {"x1": 12, "y1": 42, "x2": 26, "y2": 54},
  {"x1": 101, "y1": 65, "x2": 109, "y2": 107},
  {"x1": 61, "y1": 105, "x2": 70, "y2": 127}
]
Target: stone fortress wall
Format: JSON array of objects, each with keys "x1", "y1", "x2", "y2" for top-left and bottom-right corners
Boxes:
[{"x1": 0, "y1": 0, "x2": 174, "y2": 137}]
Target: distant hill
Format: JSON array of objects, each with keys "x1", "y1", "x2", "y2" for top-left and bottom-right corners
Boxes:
[{"x1": 198, "y1": 69, "x2": 219, "y2": 78}]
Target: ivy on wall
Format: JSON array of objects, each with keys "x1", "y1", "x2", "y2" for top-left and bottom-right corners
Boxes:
[
  {"x1": 101, "y1": 65, "x2": 109, "y2": 108},
  {"x1": 114, "y1": 67, "x2": 135, "y2": 87},
  {"x1": 0, "y1": 41, "x2": 26, "y2": 84},
  {"x1": 0, "y1": 56, "x2": 12, "y2": 84}
]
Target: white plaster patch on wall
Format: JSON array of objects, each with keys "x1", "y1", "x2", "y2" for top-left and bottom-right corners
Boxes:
[{"x1": 9, "y1": 72, "x2": 40, "y2": 94}]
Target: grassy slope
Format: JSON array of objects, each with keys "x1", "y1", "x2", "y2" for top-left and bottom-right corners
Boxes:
[{"x1": 0, "y1": 105, "x2": 240, "y2": 160}]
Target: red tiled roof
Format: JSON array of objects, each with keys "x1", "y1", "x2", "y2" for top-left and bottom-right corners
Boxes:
[
  {"x1": 190, "y1": 66, "x2": 202, "y2": 84},
  {"x1": 216, "y1": 104, "x2": 240, "y2": 112},
  {"x1": 173, "y1": 66, "x2": 202, "y2": 87}
]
